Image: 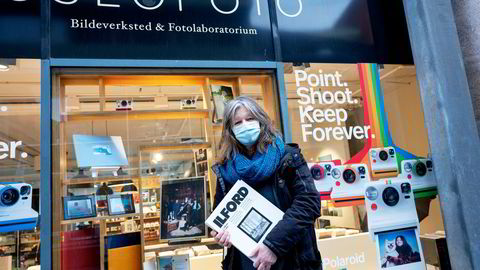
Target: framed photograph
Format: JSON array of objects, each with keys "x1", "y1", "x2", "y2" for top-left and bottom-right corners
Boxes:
[
  {"x1": 238, "y1": 208, "x2": 273, "y2": 243},
  {"x1": 63, "y1": 195, "x2": 97, "y2": 220},
  {"x1": 107, "y1": 194, "x2": 136, "y2": 216},
  {"x1": 194, "y1": 149, "x2": 207, "y2": 163},
  {"x1": 375, "y1": 228, "x2": 425, "y2": 270},
  {"x1": 160, "y1": 177, "x2": 207, "y2": 241},
  {"x1": 211, "y1": 85, "x2": 234, "y2": 123},
  {"x1": 157, "y1": 255, "x2": 190, "y2": 270}
]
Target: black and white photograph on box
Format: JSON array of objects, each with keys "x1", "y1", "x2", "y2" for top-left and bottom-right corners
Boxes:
[
  {"x1": 238, "y1": 208, "x2": 273, "y2": 243},
  {"x1": 211, "y1": 85, "x2": 234, "y2": 123},
  {"x1": 377, "y1": 228, "x2": 422, "y2": 268},
  {"x1": 161, "y1": 177, "x2": 207, "y2": 240}
]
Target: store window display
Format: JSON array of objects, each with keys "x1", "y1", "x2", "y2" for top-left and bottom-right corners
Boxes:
[
  {"x1": 284, "y1": 63, "x2": 447, "y2": 270},
  {"x1": 51, "y1": 70, "x2": 280, "y2": 270},
  {"x1": 0, "y1": 59, "x2": 41, "y2": 270}
]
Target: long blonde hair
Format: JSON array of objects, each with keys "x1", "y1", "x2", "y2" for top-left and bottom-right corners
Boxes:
[{"x1": 217, "y1": 96, "x2": 281, "y2": 164}]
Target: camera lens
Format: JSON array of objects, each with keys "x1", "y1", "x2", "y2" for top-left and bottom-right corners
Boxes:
[
  {"x1": 121, "y1": 100, "x2": 128, "y2": 107},
  {"x1": 343, "y1": 169, "x2": 356, "y2": 184},
  {"x1": 401, "y1": 183, "x2": 411, "y2": 194},
  {"x1": 403, "y1": 162, "x2": 413, "y2": 173},
  {"x1": 379, "y1": 150, "x2": 389, "y2": 161},
  {"x1": 389, "y1": 149, "x2": 395, "y2": 155},
  {"x1": 414, "y1": 161, "x2": 427, "y2": 177},
  {"x1": 358, "y1": 166, "x2": 366, "y2": 175},
  {"x1": 20, "y1": 186, "x2": 30, "y2": 196},
  {"x1": 310, "y1": 165, "x2": 324, "y2": 181},
  {"x1": 0, "y1": 187, "x2": 20, "y2": 207},
  {"x1": 186, "y1": 100, "x2": 192, "y2": 105},
  {"x1": 331, "y1": 168, "x2": 341, "y2": 179},
  {"x1": 325, "y1": 164, "x2": 331, "y2": 172},
  {"x1": 426, "y1": 160, "x2": 433, "y2": 168},
  {"x1": 382, "y1": 187, "x2": 400, "y2": 207}
]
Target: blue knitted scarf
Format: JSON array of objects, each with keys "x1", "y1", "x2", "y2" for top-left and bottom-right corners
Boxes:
[{"x1": 219, "y1": 137, "x2": 285, "y2": 186}]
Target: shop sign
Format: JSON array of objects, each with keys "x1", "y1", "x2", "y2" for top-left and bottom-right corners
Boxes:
[
  {"x1": 0, "y1": 0, "x2": 41, "y2": 58},
  {"x1": 50, "y1": 0, "x2": 275, "y2": 60}
]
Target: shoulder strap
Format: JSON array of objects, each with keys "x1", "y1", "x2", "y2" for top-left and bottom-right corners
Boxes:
[{"x1": 211, "y1": 164, "x2": 227, "y2": 196}]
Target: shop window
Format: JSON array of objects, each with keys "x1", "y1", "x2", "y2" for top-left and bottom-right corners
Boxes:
[
  {"x1": 52, "y1": 70, "x2": 279, "y2": 270},
  {"x1": 284, "y1": 62, "x2": 446, "y2": 269},
  {"x1": 0, "y1": 59, "x2": 41, "y2": 269}
]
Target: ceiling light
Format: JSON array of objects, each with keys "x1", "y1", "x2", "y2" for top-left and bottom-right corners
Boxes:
[
  {"x1": 154, "y1": 153, "x2": 163, "y2": 161},
  {"x1": 0, "y1": 59, "x2": 16, "y2": 72},
  {"x1": 0, "y1": 64, "x2": 9, "y2": 72}
]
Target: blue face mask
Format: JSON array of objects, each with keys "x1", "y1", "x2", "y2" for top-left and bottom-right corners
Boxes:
[{"x1": 232, "y1": 120, "x2": 260, "y2": 147}]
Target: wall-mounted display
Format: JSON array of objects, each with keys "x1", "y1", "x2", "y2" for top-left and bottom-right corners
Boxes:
[
  {"x1": 160, "y1": 177, "x2": 207, "y2": 241},
  {"x1": 211, "y1": 85, "x2": 234, "y2": 123},
  {"x1": 107, "y1": 194, "x2": 136, "y2": 216},
  {"x1": 63, "y1": 195, "x2": 97, "y2": 220}
]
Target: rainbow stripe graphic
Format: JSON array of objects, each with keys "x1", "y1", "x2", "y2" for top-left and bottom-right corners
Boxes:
[{"x1": 346, "y1": 63, "x2": 419, "y2": 166}]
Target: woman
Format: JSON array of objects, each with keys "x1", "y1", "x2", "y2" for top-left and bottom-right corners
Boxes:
[
  {"x1": 389, "y1": 235, "x2": 421, "y2": 265},
  {"x1": 211, "y1": 96, "x2": 322, "y2": 270}
]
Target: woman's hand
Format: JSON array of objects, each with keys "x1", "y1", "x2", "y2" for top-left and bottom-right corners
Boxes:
[
  {"x1": 250, "y1": 243, "x2": 277, "y2": 270},
  {"x1": 211, "y1": 230, "x2": 232, "y2": 248}
]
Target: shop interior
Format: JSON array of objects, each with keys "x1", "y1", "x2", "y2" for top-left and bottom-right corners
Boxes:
[{"x1": 0, "y1": 60, "x2": 448, "y2": 270}]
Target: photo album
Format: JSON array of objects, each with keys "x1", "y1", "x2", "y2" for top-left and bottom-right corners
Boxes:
[{"x1": 205, "y1": 181, "x2": 284, "y2": 261}]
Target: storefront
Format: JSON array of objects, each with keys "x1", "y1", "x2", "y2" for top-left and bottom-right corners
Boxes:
[{"x1": 1, "y1": 0, "x2": 451, "y2": 270}]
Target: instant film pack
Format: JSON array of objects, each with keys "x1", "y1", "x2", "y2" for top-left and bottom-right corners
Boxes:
[{"x1": 307, "y1": 64, "x2": 436, "y2": 270}]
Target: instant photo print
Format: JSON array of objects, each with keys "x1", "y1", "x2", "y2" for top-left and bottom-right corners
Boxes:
[
  {"x1": 0, "y1": 183, "x2": 38, "y2": 232},
  {"x1": 369, "y1": 147, "x2": 399, "y2": 179},
  {"x1": 108, "y1": 194, "x2": 136, "y2": 216},
  {"x1": 399, "y1": 159, "x2": 437, "y2": 196},
  {"x1": 329, "y1": 164, "x2": 370, "y2": 207},
  {"x1": 63, "y1": 195, "x2": 97, "y2": 220},
  {"x1": 308, "y1": 162, "x2": 336, "y2": 200},
  {"x1": 365, "y1": 180, "x2": 419, "y2": 239},
  {"x1": 375, "y1": 228, "x2": 426, "y2": 270}
]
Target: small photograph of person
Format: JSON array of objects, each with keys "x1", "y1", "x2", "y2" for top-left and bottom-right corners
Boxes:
[{"x1": 379, "y1": 229, "x2": 422, "y2": 268}]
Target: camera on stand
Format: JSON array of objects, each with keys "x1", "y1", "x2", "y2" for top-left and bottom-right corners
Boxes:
[
  {"x1": 364, "y1": 180, "x2": 426, "y2": 270},
  {"x1": 329, "y1": 164, "x2": 370, "y2": 207},
  {"x1": 0, "y1": 183, "x2": 38, "y2": 233},
  {"x1": 369, "y1": 147, "x2": 399, "y2": 179},
  {"x1": 399, "y1": 159, "x2": 436, "y2": 197},
  {"x1": 115, "y1": 99, "x2": 133, "y2": 111},
  {"x1": 308, "y1": 162, "x2": 335, "y2": 200}
]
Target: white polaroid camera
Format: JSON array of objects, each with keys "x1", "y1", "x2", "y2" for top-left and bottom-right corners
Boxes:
[
  {"x1": 369, "y1": 147, "x2": 399, "y2": 179},
  {"x1": 0, "y1": 183, "x2": 38, "y2": 233},
  {"x1": 116, "y1": 99, "x2": 133, "y2": 111},
  {"x1": 308, "y1": 162, "x2": 335, "y2": 200},
  {"x1": 365, "y1": 180, "x2": 426, "y2": 270},
  {"x1": 399, "y1": 159, "x2": 436, "y2": 193},
  {"x1": 180, "y1": 99, "x2": 197, "y2": 109},
  {"x1": 329, "y1": 164, "x2": 370, "y2": 207}
]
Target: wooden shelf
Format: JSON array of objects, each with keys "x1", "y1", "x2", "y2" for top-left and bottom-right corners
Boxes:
[
  {"x1": 63, "y1": 175, "x2": 139, "y2": 185},
  {"x1": 62, "y1": 109, "x2": 210, "y2": 122},
  {"x1": 140, "y1": 142, "x2": 211, "y2": 152},
  {"x1": 60, "y1": 213, "x2": 141, "y2": 225},
  {"x1": 144, "y1": 237, "x2": 218, "y2": 253},
  {"x1": 0, "y1": 242, "x2": 16, "y2": 246},
  {"x1": 20, "y1": 240, "x2": 39, "y2": 244}
]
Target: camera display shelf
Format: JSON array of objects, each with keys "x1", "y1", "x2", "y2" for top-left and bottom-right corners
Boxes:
[
  {"x1": 63, "y1": 175, "x2": 140, "y2": 185},
  {"x1": 139, "y1": 142, "x2": 212, "y2": 152},
  {"x1": 144, "y1": 237, "x2": 218, "y2": 253},
  {"x1": 61, "y1": 109, "x2": 210, "y2": 122},
  {"x1": 60, "y1": 213, "x2": 141, "y2": 225}
]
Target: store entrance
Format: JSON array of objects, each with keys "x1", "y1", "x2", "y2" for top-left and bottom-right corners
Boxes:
[{"x1": 51, "y1": 69, "x2": 280, "y2": 270}]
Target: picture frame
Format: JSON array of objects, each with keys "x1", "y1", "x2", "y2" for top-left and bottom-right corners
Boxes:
[
  {"x1": 107, "y1": 194, "x2": 136, "y2": 216},
  {"x1": 211, "y1": 85, "x2": 234, "y2": 123},
  {"x1": 375, "y1": 228, "x2": 425, "y2": 270},
  {"x1": 194, "y1": 148, "x2": 207, "y2": 163},
  {"x1": 63, "y1": 195, "x2": 97, "y2": 220},
  {"x1": 160, "y1": 176, "x2": 207, "y2": 241}
]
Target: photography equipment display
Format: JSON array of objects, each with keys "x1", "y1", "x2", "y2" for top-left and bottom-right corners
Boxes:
[
  {"x1": 369, "y1": 147, "x2": 399, "y2": 179},
  {"x1": 399, "y1": 159, "x2": 437, "y2": 197},
  {"x1": 72, "y1": 135, "x2": 129, "y2": 174},
  {"x1": 307, "y1": 162, "x2": 336, "y2": 200},
  {"x1": 107, "y1": 194, "x2": 136, "y2": 216},
  {"x1": 63, "y1": 195, "x2": 97, "y2": 220},
  {"x1": 160, "y1": 177, "x2": 207, "y2": 241},
  {"x1": 330, "y1": 164, "x2": 370, "y2": 207}
]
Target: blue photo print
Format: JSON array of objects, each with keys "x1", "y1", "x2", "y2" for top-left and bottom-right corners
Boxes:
[{"x1": 377, "y1": 228, "x2": 422, "y2": 268}]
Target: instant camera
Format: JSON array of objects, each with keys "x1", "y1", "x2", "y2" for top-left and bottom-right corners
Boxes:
[
  {"x1": 369, "y1": 147, "x2": 399, "y2": 179},
  {"x1": 365, "y1": 180, "x2": 426, "y2": 270},
  {"x1": 329, "y1": 164, "x2": 370, "y2": 207},
  {"x1": 399, "y1": 159, "x2": 437, "y2": 198},
  {"x1": 0, "y1": 183, "x2": 38, "y2": 233},
  {"x1": 308, "y1": 162, "x2": 336, "y2": 200}
]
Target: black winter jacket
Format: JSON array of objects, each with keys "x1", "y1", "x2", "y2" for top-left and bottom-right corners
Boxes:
[{"x1": 212, "y1": 144, "x2": 322, "y2": 270}]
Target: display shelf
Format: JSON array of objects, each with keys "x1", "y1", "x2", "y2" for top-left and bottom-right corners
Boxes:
[
  {"x1": 144, "y1": 237, "x2": 218, "y2": 253},
  {"x1": 0, "y1": 241, "x2": 16, "y2": 245},
  {"x1": 63, "y1": 175, "x2": 139, "y2": 185},
  {"x1": 60, "y1": 213, "x2": 141, "y2": 225},
  {"x1": 140, "y1": 142, "x2": 212, "y2": 152},
  {"x1": 62, "y1": 109, "x2": 210, "y2": 122},
  {"x1": 20, "y1": 240, "x2": 39, "y2": 244}
]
